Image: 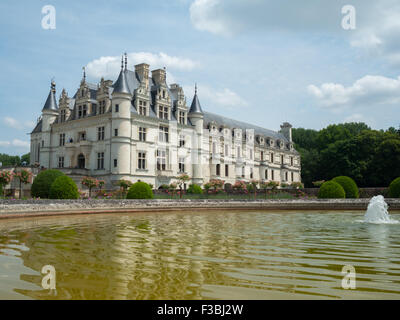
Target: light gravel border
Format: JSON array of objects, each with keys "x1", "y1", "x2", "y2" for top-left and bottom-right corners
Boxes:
[{"x1": 0, "y1": 198, "x2": 399, "y2": 220}]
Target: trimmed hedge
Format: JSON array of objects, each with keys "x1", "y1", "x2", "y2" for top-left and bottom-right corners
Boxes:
[
  {"x1": 127, "y1": 182, "x2": 154, "y2": 199},
  {"x1": 318, "y1": 181, "x2": 346, "y2": 199},
  {"x1": 389, "y1": 177, "x2": 400, "y2": 198},
  {"x1": 31, "y1": 169, "x2": 65, "y2": 199},
  {"x1": 332, "y1": 176, "x2": 359, "y2": 199},
  {"x1": 49, "y1": 176, "x2": 80, "y2": 199},
  {"x1": 187, "y1": 184, "x2": 203, "y2": 194}
]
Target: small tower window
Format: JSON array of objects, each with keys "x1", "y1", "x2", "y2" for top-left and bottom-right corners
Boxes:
[{"x1": 115, "y1": 104, "x2": 119, "y2": 113}]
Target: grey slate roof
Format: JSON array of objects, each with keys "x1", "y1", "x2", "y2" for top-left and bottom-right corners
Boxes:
[
  {"x1": 203, "y1": 111, "x2": 288, "y2": 142},
  {"x1": 113, "y1": 69, "x2": 131, "y2": 94},
  {"x1": 31, "y1": 119, "x2": 42, "y2": 134},
  {"x1": 42, "y1": 82, "x2": 58, "y2": 111},
  {"x1": 189, "y1": 93, "x2": 203, "y2": 114}
]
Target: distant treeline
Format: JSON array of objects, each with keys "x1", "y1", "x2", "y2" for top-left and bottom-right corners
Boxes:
[
  {"x1": 0, "y1": 153, "x2": 30, "y2": 167},
  {"x1": 293, "y1": 123, "x2": 400, "y2": 188}
]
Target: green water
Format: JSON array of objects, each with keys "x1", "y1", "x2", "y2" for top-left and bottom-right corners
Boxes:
[{"x1": 0, "y1": 210, "x2": 399, "y2": 300}]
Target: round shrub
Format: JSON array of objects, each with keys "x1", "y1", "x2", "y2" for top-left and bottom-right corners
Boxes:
[
  {"x1": 49, "y1": 176, "x2": 79, "y2": 199},
  {"x1": 187, "y1": 184, "x2": 203, "y2": 194},
  {"x1": 332, "y1": 176, "x2": 359, "y2": 199},
  {"x1": 31, "y1": 169, "x2": 65, "y2": 199},
  {"x1": 127, "y1": 181, "x2": 154, "y2": 199},
  {"x1": 389, "y1": 177, "x2": 400, "y2": 198},
  {"x1": 318, "y1": 181, "x2": 346, "y2": 199}
]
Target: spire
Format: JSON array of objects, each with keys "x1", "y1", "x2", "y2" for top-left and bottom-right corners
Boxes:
[
  {"x1": 82, "y1": 67, "x2": 86, "y2": 81},
  {"x1": 113, "y1": 56, "x2": 131, "y2": 94},
  {"x1": 124, "y1": 52, "x2": 128, "y2": 71},
  {"x1": 42, "y1": 80, "x2": 58, "y2": 111},
  {"x1": 189, "y1": 83, "x2": 203, "y2": 114}
]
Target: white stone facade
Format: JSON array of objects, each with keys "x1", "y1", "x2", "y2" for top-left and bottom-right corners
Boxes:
[{"x1": 31, "y1": 58, "x2": 301, "y2": 189}]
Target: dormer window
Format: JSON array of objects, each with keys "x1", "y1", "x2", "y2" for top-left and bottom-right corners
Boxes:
[
  {"x1": 178, "y1": 111, "x2": 185, "y2": 125},
  {"x1": 60, "y1": 109, "x2": 66, "y2": 122},
  {"x1": 99, "y1": 100, "x2": 106, "y2": 114},
  {"x1": 159, "y1": 105, "x2": 169, "y2": 120},
  {"x1": 139, "y1": 100, "x2": 147, "y2": 116}
]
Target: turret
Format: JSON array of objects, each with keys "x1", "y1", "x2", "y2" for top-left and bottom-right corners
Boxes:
[
  {"x1": 111, "y1": 54, "x2": 132, "y2": 177},
  {"x1": 188, "y1": 84, "x2": 204, "y2": 185},
  {"x1": 40, "y1": 80, "x2": 59, "y2": 168}
]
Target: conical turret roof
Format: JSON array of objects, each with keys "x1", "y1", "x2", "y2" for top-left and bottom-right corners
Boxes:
[
  {"x1": 189, "y1": 85, "x2": 203, "y2": 114},
  {"x1": 113, "y1": 54, "x2": 131, "y2": 94},
  {"x1": 42, "y1": 81, "x2": 58, "y2": 111}
]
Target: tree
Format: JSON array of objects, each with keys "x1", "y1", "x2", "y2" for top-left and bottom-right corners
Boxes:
[
  {"x1": 0, "y1": 171, "x2": 13, "y2": 197},
  {"x1": 14, "y1": 169, "x2": 32, "y2": 199},
  {"x1": 81, "y1": 177, "x2": 100, "y2": 198},
  {"x1": 177, "y1": 174, "x2": 190, "y2": 198}
]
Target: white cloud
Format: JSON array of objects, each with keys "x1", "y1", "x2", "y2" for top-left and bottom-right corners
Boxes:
[
  {"x1": 0, "y1": 139, "x2": 29, "y2": 149},
  {"x1": 86, "y1": 52, "x2": 199, "y2": 79},
  {"x1": 184, "y1": 85, "x2": 248, "y2": 109},
  {"x1": 190, "y1": 0, "x2": 400, "y2": 65},
  {"x1": 3, "y1": 117, "x2": 35, "y2": 131},
  {"x1": 308, "y1": 75, "x2": 400, "y2": 111}
]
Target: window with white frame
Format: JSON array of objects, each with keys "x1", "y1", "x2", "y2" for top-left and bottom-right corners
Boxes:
[
  {"x1": 138, "y1": 152, "x2": 146, "y2": 170},
  {"x1": 58, "y1": 156, "x2": 64, "y2": 168},
  {"x1": 98, "y1": 127, "x2": 105, "y2": 141},
  {"x1": 179, "y1": 157, "x2": 185, "y2": 173},
  {"x1": 158, "y1": 105, "x2": 169, "y2": 119},
  {"x1": 157, "y1": 149, "x2": 167, "y2": 171},
  {"x1": 179, "y1": 111, "x2": 185, "y2": 124},
  {"x1": 59, "y1": 133, "x2": 65, "y2": 146},
  {"x1": 138, "y1": 100, "x2": 147, "y2": 116},
  {"x1": 159, "y1": 126, "x2": 169, "y2": 143},
  {"x1": 139, "y1": 127, "x2": 147, "y2": 142},
  {"x1": 97, "y1": 152, "x2": 104, "y2": 170}
]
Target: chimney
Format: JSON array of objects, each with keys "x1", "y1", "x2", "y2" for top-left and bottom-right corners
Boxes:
[
  {"x1": 152, "y1": 68, "x2": 166, "y2": 85},
  {"x1": 280, "y1": 122, "x2": 293, "y2": 142},
  {"x1": 135, "y1": 63, "x2": 150, "y2": 89}
]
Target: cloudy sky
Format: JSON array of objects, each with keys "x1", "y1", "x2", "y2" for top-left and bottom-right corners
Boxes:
[{"x1": 1, "y1": 0, "x2": 400, "y2": 155}]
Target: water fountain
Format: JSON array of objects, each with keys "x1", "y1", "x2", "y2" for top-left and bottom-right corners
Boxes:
[{"x1": 364, "y1": 195, "x2": 399, "y2": 224}]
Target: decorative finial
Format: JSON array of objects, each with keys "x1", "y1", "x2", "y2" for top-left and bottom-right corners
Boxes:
[
  {"x1": 121, "y1": 55, "x2": 124, "y2": 70},
  {"x1": 51, "y1": 78, "x2": 56, "y2": 93},
  {"x1": 195, "y1": 83, "x2": 197, "y2": 95},
  {"x1": 124, "y1": 52, "x2": 128, "y2": 70},
  {"x1": 82, "y1": 67, "x2": 86, "y2": 81}
]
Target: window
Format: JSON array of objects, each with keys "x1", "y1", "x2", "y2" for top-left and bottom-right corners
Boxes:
[
  {"x1": 138, "y1": 152, "x2": 146, "y2": 170},
  {"x1": 58, "y1": 156, "x2": 64, "y2": 168},
  {"x1": 265, "y1": 169, "x2": 268, "y2": 180},
  {"x1": 285, "y1": 172, "x2": 288, "y2": 181},
  {"x1": 250, "y1": 168, "x2": 254, "y2": 179},
  {"x1": 216, "y1": 164, "x2": 220, "y2": 176},
  {"x1": 270, "y1": 153, "x2": 274, "y2": 163},
  {"x1": 79, "y1": 104, "x2": 87, "y2": 118},
  {"x1": 261, "y1": 151, "x2": 264, "y2": 161},
  {"x1": 225, "y1": 144, "x2": 229, "y2": 156},
  {"x1": 281, "y1": 155, "x2": 284, "y2": 164},
  {"x1": 291, "y1": 172, "x2": 294, "y2": 181},
  {"x1": 241, "y1": 166, "x2": 245, "y2": 178},
  {"x1": 250, "y1": 149, "x2": 253, "y2": 160},
  {"x1": 179, "y1": 111, "x2": 185, "y2": 124},
  {"x1": 78, "y1": 105, "x2": 82, "y2": 118},
  {"x1": 114, "y1": 129, "x2": 118, "y2": 137},
  {"x1": 114, "y1": 159, "x2": 118, "y2": 168},
  {"x1": 162, "y1": 90, "x2": 166, "y2": 99},
  {"x1": 138, "y1": 100, "x2": 147, "y2": 116},
  {"x1": 212, "y1": 142, "x2": 217, "y2": 154},
  {"x1": 97, "y1": 152, "x2": 104, "y2": 170},
  {"x1": 59, "y1": 133, "x2": 65, "y2": 146},
  {"x1": 98, "y1": 127, "x2": 105, "y2": 141},
  {"x1": 115, "y1": 104, "x2": 119, "y2": 113},
  {"x1": 41, "y1": 140, "x2": 44, "y2": 147},
  {"x1": 99, "y1": 100, "x2": 106, "y2": 114},
  {"x1": 158, "y1": 105, "x2": 168, "y2": 119},
  {"x1": 225, "y1": 164, "x2": 229, "y2": 177},
  {"x1": 157, "y1": 149, "x2": 166, "y2": 171},
  {"x1": 78, "y1": 132, "x2": 86, "y2": 142},
  {"x1": 179, "y1": 135, "x2": 185, "y2": 147},
  {"x1": 60, "y1": 109, "x2": 66, "y2": 122},
  {"x1": 139, "y1": 127, "x2": 146, "y2": 142},
  {"x1": 290, "y1": 157, "x2": 294, "y2": 166},
  {"x1": 159, "y1": 126, "x2": 169, "y2": 143},
  {"x1": 179, "y1": 157, "x2": 185, "y2": 173},
  {"x1": 271, "y1": 170, "x2": 275, "y2": 180}
]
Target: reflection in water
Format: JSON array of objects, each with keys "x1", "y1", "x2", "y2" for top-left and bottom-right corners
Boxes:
[{"x1": 0, "y1": 210, "x2": 400, "y2": 300}]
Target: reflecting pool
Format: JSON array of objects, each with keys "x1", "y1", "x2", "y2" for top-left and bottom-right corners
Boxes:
[{"x1": 0, "y1": 210, "x2": 399, "y2": 300}]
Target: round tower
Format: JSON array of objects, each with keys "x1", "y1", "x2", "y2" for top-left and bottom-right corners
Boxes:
[
  {"x1": 188, "y1": 84, "x2": 204, "y2": 185},
  {"x1": 40, "y1": 80, "x2": 58, "y2": 168},
  {"x1": 111, "y1": 54, "x2": 132, "y2": 178}
]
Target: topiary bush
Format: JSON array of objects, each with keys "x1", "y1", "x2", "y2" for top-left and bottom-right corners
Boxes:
[
  {"x1": 31, "y1": 169, "x2": 65, "y2": 199},
  {"x1": 187, "y1": 184, "x2": 203, "y2": 194},
  {"x1": 49, "y1": 176, "x2": 80, "y2": 199},
  {"x1": 332, "y1": 176, "x2": 359, "y2": 198},
  {"x1": 318, "y1": 181, "x2": 346, "y2": 199},
  {"x1": 126, "y1": 181, "x2": 154, "y2": 199},
  {"x1": 389, "y1": 177, "x2": 400, "y2": 198}
]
